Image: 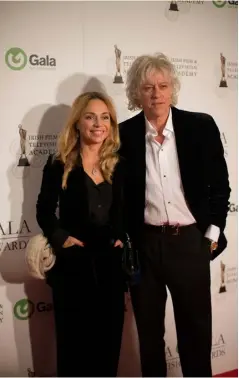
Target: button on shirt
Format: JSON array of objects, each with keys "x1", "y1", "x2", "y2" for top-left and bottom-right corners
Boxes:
[{"x1": 144, "y1": 109, "x2": 220, "y2": 242}]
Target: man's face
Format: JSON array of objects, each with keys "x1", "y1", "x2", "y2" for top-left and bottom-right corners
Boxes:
[{"x1": 139, "y1": 69, "x2": 173, "y2": 119}]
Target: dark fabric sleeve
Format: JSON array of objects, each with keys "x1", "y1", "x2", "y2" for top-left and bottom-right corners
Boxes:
[
  {"x1": 204, "y1": 116, "x2": 231, "y2": 231},
  {"x1": 110, "y1": 157, "x2": 126, "y2": 242},
  {"x1": 36, "y1": 155, "x2": 70, "y2": 251}
]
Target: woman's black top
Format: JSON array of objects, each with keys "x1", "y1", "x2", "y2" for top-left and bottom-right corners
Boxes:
[{"x1": 84, "y1": 172, "x2": 112, "y2": 227}]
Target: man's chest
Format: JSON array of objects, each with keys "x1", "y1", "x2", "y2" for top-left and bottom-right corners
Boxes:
[{"x1": 146, "y1": 135, "x2": 182, "y2": 186}]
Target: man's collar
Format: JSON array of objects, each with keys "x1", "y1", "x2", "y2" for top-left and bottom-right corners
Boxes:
[{"x1": 145, "y1": 108, "x2": 173, "y2": 137}]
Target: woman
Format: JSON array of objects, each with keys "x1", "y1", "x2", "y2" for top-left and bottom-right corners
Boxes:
[{"x1": 36, "y1": 91, "x2": 125, "y2": 377}]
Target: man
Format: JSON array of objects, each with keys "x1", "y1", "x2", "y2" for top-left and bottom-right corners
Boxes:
[{"x1": 119, "y1": 53, "x2": 230, "y2": 377}]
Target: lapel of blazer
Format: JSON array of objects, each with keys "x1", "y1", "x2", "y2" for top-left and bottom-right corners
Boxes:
[
  {"x1": 171, "y1": 106, "x2": 192, "y2": 197},
  {"x1": 67, "y1": 163, "x2": 90, "y2": 220},
  {"x1": 124, "y1": 111, "x2": 146, "y2": 221},
  {"x1": 136, "y1": 110, "x2": 146, "y2": 168},
  {"x1": 133, "y1": 111, "x2": 146, "y2": 195}
]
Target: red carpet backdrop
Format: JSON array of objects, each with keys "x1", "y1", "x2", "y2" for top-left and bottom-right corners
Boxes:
[{"x1": 0, "y1": 1, "x2": 237, "y2": 376}]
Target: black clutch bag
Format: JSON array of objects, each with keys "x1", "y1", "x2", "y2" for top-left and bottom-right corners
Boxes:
[{"x1": 122, "y1": 233, "x2": 141, "y2": 286}]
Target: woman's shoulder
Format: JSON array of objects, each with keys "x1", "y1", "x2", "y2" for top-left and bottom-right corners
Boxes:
[{"x1": 44, "y1": 154, "x2": 64, "y2": 173}]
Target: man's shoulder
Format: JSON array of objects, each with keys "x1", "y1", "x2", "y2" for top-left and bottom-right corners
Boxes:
[
  {"x1": 119, "y1": 111, "x2": 144, "y2": 134},
  {"x1": 173, "y1": 107, "x2": 219, "y2": 136},
  {"x1": 113, "y1": 155, "x2": 126, "y2": 177},
  {"x1": 174, "y1": 107, "x2": 214, "y2": 124}
]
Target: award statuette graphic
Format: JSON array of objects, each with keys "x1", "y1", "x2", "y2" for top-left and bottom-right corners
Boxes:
[
  {"x1": 113, "y1": 45, "x2": 124, "y2": 84},
  {"x1": 219, "y1": 53, "x2": 228, "y2": 88},
  {"x1": 18, "y1": 124, "x2": 30, "y2": 166},
  {"x1": 219, "y1": 260, "x2": 227, "y2": 293},
  {"x1": 169, "y1": 1, "x2": 179, "y2": 11}
]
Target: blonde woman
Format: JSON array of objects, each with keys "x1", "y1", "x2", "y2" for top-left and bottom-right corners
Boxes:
[{"x1": 36, "y1": 92, "x2": 125, "y2": 377}]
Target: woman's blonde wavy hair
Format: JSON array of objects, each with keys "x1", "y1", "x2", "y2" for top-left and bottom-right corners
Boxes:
[{"x1": 56, "y1": 91, "x2": 120, "y2": 189}]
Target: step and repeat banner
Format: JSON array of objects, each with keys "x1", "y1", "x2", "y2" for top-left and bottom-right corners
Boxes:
[{"x1": 0, "y1": 1, "x2": 237, "y2": 377}]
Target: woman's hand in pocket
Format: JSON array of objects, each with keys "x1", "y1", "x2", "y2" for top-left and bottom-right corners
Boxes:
[
  {"x1": 63, "y1": 236, "x2": 85, "y2": 248},
  {"x1": 114, "y1": 239, "x2": 124, "y2": 248}
]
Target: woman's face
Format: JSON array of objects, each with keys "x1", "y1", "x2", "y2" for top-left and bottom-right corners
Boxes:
[{"x1": 78, "y1": 99, "x2": 111, "y2": 146}]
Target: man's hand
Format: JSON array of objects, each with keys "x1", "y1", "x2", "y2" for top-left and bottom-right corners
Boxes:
[
  {"x1": 206, "y1": 238, "x2": 218, "y2": 253},
  {"x1": 63, "y1": 236, "x2": 84, "y2": 248},
  {"x1": 210, "y1": 241, "x2": 218, "y2": 253}
]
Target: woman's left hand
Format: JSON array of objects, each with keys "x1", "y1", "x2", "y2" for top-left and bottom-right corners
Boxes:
[{"x1": 114, "y1": 239, "x2": 124, "y2": 248}]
